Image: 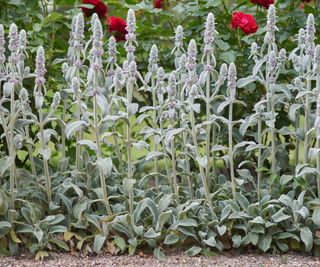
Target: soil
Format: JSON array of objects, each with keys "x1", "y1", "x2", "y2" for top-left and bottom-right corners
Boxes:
[{"x1": 1, "y1": 250, "x2": 320, "y2": 267}]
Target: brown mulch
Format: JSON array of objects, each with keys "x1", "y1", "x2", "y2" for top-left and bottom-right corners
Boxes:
[{"x1": 1, "y1": 250, "x2": 320, "y2": 267}]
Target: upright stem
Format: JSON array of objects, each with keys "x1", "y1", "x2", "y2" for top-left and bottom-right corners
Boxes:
[
  {"x1": 212, "y1": 124, "x2": 217, "y2": 176},
  {"x1": 170, "y1": 137, "x2": 179, "y2": 203},
  {"x1": 317, "y1": 128, "x2": 320, "y2": 198},
  {"x1": 189, "y1": 102, "x2": 213, "y2": 212},
  {"x1": 180, "y1": 91, "x2": 192, "y2": 197},
  {"x1": 304, "y1": 57, "x2": 312, "y2": 165},
  {"x1": 75, "y1": 52, "x2": 82, "y2": 170},
  {"x1": 61, "y1": 96, "x2": 67, "y2": 159},
  {"x1": 205, "y1": 54, "x2": 211, "y2": 190},
  {"x1": 75, "y1": 95, "x2": 81, "y2": 170},
  {"x1": 127, "y1": 81, "x2": 134, "y2": 214},
  {"x1": 23, "y1": 112, "x2": 37, "y2": 177},
  {"x1": 257, "y1": 117, "x2": 262, "y2": 201},
  {"x1": 270, "y1": 91, "x2": 276, "y2": 174},
  {"x1": 316, "y1": 74, "x2": 320, "y2": 197},
  {"x1": 9, "y1": 84, "x2": 16, "y2": 207},
  {"x1": 294, "y1": 109, "x2": 300, "y2": 165},
  {"x1": 39, "y1": 108, "x2": 51, "y2": 203},
  {"x1": 93, "y1": 72, "x2": 112, "y2": 216},
  {"x1": 159, "y1": 108, "x2": 170, "y2": 186},
  {"x1": 152, "y1": 77, "x2": 159, "y2": 191},
  {"x1": 228, "y1": 101, "x2": 236, "y2": 200}
]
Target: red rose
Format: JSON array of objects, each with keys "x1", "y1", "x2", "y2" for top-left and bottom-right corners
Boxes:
[
  {"x1": 154, "y1": 0, "x2": 164, "y2": 8},
  {"x1": 81, "y1": 0, "x2": 108, "y2": 18},
  {"x1": 250, "y1": 0, "x2": 274, "y2": 9},
  {"x1": 107, "y1": 16, "x2": 128, "y2": 42},
  {"x1": 231, "y1": 12, "x2": 258, "y2": 35}
]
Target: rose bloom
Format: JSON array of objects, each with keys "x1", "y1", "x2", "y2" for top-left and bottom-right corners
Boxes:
[
  {"x1": 107, "y1": 16, "x2": 128, "y2": 42},
  {"x1": 81, "y1": 0, "x2": 108, "y2": 18},
  {"x1": 154, "y1": 0, "x2": 164, "y2": 8},
  {"x1": 250, "y1": 0, "x2": 274, "y2": 9},
  {"x1": 231, "y1": 12, "x2": 258, "y2": 35}
]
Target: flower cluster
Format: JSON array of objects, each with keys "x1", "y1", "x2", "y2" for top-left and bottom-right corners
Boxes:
[
  {"x1": 250, "y1": 0, "x2": 274, "y2": 9},
  {"x1": 154, "y1": 0, "x2": 164, "y2": 9},
  {"x1": 81, "y1": 0, "x2": 108, "y2": 18},
  {"x1": 107, "y1": 16, "x2": 127, "y2": 42},
  {"x1": 81, "y1": 0, "x2": 127, "y2": 42},
  {"x1": 231, "y1": 12, "x2": 258, "y2": 35}
]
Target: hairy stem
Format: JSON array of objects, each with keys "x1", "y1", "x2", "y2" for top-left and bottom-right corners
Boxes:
[
  {"x1": 126, "y1": 81, "x2": 134, "y2": 214},
  {"x1": 93, "y1": 72, "x2": 112, "y2": 216},
  {"x1": 189, "y1": 102, "x2": 213, "y2": 212},
  {"x1": 303, "y1": 57, "x2": 312, "y2": 166},
  {"x1": 228, "y1": 101, "x2": 236, "y2": 200},
  {"x1": 257, "y1": 117, "x2": 262, "y2": 201},
  {"x1": 152, "y1": 77, "x2": 159, "y2": 191},
  {"x1": 39, "y1": 108, "x2": 51, "y2": 203}
]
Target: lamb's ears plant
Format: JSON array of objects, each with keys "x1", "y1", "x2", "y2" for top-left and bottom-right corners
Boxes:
[
  {"x1": 154, "y1": 67, "x2": 170, "y2": 181},
  {"x1": 0, "y1": 24, "x2": 6, "y2": 87},
  {"x1": 227, "y1": 63, "x2": 237, "y2": 201},
  {"x1": 201, "y1": 12, "x2": 217, "y2": 186},
  {"x1": 7, "y1": 23, "x2": 19, "y2": 207},
  {"x1": 171, "y1": 25, "x2": 184, "y2": 69},
  {"x1": 146, "y1": 44, "x2": 160, "y2": 190},
  {"x1": 88, "y1": 18, "x2": 113, "y2": 216},
  {"x1": 186, "y1": 84, "x2": 214, "y2": 213},
  {"x1": 125, "y1": 9, "x2": 137, "y2": 63},
  {"x1": 166, "y1": 72, "x2": 179, "y2": 202},
  {"x1": 314, "y1": 45, "x2": 320, "y2": 197},
  {"x1": 303, "y1": 14, "x2": 316, "y2": 167}
]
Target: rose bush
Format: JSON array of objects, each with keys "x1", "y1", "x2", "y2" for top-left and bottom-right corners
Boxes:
[{"x1": 231, "y1": 12, "x2": 258, "y2": 35}]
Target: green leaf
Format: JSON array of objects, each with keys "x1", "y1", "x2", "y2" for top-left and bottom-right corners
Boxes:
[
  {"x1": 153, "y1": 247, "x2": 166, "y2": 261},
  {"x1": 257, "y1": 234, "x2": 272, "y2": 252},
  {"x1": 312, "y1": 207, "x2": 320, "y2": 227},
  {"x1": 144, "y1": 228, "x2": 161, "y2": 239},
  {"x1": 133, "y1": 198, "x2": 159, "y2": 225},
  {"x1": 65, "y1": 121, "x2": 87, "y2": 140},
  {"x1": 114, "y1": 236, "x2": 126, "y2": 253},
  {"x1": 164, "y1": 233, "x2": 179, "y2": 245},
  {"x1": 203, "y1": 236, "x2": 216, "y2": 247},
  {"x1": 94, "y1": 234, "x2": 106, "y2": 254},
  {"x1": 237, "y1": 75, "x2": 256, "y2": 88},
  {"x1": 0, "y1": 221, "x2": 11, "y2": 230},
  {"x1": 300, "y1": 227, "x2": 313, "y2": 252},
  {"x1": 171, "y1": 218, "x2": 197, "y2": 229},
  {"x1": 78, "y1": 140, "x2": 98, "y2": 153},
  {"x1": 185, "y1": 246, "x2": 202, "y2": 257},
  {"x1": 271, "y1": 208, "x2": 291, "y2": 223},
  {"x1": 96, "y1": 157, "x2": 113, "y2": 177},
  {"x1": 0, "y1": 157, "x2": 14, "y2": 176}
]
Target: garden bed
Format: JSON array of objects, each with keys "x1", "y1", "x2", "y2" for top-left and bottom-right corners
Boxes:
[{"x1": 2, "y1": 251, "x2": 320, "y2": 267}]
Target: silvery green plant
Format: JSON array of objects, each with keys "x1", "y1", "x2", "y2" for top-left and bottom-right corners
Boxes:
[
  {"x1": 238, "y1": 5, "x2": 289, "y2": 177},
  {"x1": 85, "y1": 18, "x2": 112, "y2": 215},
  {"x1": 5, "y1": 23, "x2": 20, "y2": 206},
  {"x1": 0, "y1": 25, "x2": 6, "y2": 90},
  {"x1": 313, "y1": 45, "x2": 320, "y2": 197},
  {"x1": 2, "y1": 6, "x2": 320, "y2": 258},
  {"x1": 199, "y1": 13, "x2": 220, "y2": 182},
  {"x1": 166, "y1": 73, "x2": 179, "y2": 201},
  {"x1": 105, "y1": 37, "x2": 124, "y2": 172},
  {"x1": 289, "y1": 28, "x2": 306, "y2": 165},
  {"x1": 303, "y1": 14, "x2": 316, "y2": 167},
  {"x1": 146, "y1": 44, "x2": 160, "y2": 191},
  {"x1": 34, "y1": 46, "x2": 61, "y2": 203},
  {"x1": 63, "y1": 13, "x2": 86, "y2": 169},
  {"x1": 288, "y1": 14, "x2": 316, "y2": 171},
  {"x1": 172, "y1": 25, "x2": 184, "y2": 69}
]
